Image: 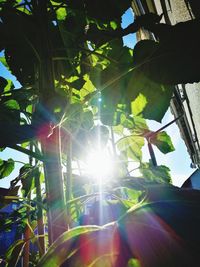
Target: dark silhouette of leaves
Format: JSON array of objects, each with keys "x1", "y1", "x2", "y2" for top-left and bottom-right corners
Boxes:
[{"x1": 133, "y1": 15, "x2": 200, "y2": 85}]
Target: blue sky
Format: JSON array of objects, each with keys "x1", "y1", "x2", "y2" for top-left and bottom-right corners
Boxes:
[{"x1": 0, "y1": 8, "x2": 194, "y2": 188}]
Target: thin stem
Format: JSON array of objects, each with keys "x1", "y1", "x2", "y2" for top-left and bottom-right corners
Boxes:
[
  {"x1": 35, "y1": 166, "x2": 46, "y2": 256},
  {"x1": 65, "y1": 134, "x2": 72, "y2": 224},
  {"x1": 14, "y1": 160, "x2": 27, "y2": 165},
  {"x1": 110, "y1": 126, "x2": 117, "y2": 158},
  {"x1": 148, "y1": 142, "x2": 157, "y2": 167},
  {"x1": 9, "y1": 145, "x2": 44, "y2": 161}
]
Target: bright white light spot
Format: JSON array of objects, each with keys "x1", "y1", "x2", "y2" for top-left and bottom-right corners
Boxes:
[{"x1": 86, "y1": 149, "x2": 114, "y2": 183}]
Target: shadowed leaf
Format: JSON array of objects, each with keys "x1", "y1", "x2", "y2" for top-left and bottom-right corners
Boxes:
[{"x1": 0, "y1": 158, "x2": 15, "y2": 179}]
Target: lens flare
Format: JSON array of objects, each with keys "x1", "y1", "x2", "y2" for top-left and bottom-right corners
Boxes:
[{"x1": 86, "y1": 149, "x2": 114, "y2": 183}]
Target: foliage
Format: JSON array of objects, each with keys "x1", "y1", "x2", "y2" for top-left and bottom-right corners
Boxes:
[
  {"x1": 4, "y1": 239, "x2": 26, "y2": 267},
  {"x1": 0, "y1": 158, "x2": 14, "y2": 179},
  {"x1": 36, "y1": 186, "x2": 200, "y2": 267},
  {"x1": 0, "y1": 1, "x2": 190, "y2": 266}
]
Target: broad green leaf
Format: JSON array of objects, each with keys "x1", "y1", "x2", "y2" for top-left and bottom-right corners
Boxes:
[
  {"x1": 127, "y1": 258, "x2": 141, "y2": 267},
  {"x1": 117, "y1": 136, "x2": 144, "y2": 162},
  {"x1": 21, "y1": 141, "x2": 30, "y2": 148},
  {"x1": 122, "y1": 187, "x2": 142, "y2": 202},
  {"x1": 19, "y1": 164, "x2": 36, "y2": 197},
  {"x1": 110, "y1": 21, "x2": 118, "y2": 30},
  {"x1": 150, "y1": 131, "x2": 175, "y2": 154},
  {"x1": 80, "y1": 74, "x2": 95, "y2": 99},
  {"x1": 37, "y1": 226, "x2": 102, "y2": 267},
  {"x1": 5, "y1": 88, "x2": 36, "y2": 110},
  {"x1": 113, "y1": 125, "x2": 124, "y2": 136},
  {"x1": 131, "y1": 93, "x2": 147, "y2": 116},
  {"x1": 113, "y1": 187, "x2": 141, "y2": 207},
  {"x1": 139, "y1": 162, "x2": 171, "y2": 184},
  {"x1": 118, "y1": 185, "x2": 200, "y2": 267},
  {"x1": 127, "y1": 70, "x2": 174, "y2": 122},
  {"x1": 133, "y1": 38, "x2": 200, "y2": 85},
  {"x1": 120, "y1": 113, "x2": 134, "y2": 129},
  {"x1": 0, "y1": 158, "x2": 15, "y2": 179},
  {"x1": 16, "y1": 6, "x2": 31, "y2": 14},
  {"x1": 131, "y1": 116, "x2": 149, "y2": 135},
  {"x1": 56, "y1": 7, "x2": 67, "y2": 20},
  {"x1": 2, "y1": 99, "x2": 20, "y2": 110},
  {"x1": 5, "y1": 239, "x2": 26, "y2": 267}
]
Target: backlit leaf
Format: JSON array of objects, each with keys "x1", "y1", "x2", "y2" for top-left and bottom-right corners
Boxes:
[
  {"x1": 37, "y1": 226, "x2": 102, "y2": 267},
  {"x1": 117, "y1": 136, "x2": 144, "y2": 162},
  {"x1": 139, "y1": 162, "x2": 171, "y2": 184},
  {"x1": 127, "y1": 258, "x2": 141, "y2": 267},
  {"x1": 150, "y1": 131, "x2": 175, "y2": 154},
  {"x1": 56, "y1": 7, "x2": 67, "y2": 20},
  {"x1": 127, "y1": 70, "x2": 174, "y2": 122},
  {"x1": 131, "y1": 116, "x2": 149, "y2": 135},
  {"x1": 131, "y1": 93, "x2": 147, "y2": 116}
]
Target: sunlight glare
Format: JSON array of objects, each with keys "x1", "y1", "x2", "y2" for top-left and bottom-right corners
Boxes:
[{"x1": 86, "y1": 149, "x2": 114, "y2": 183}]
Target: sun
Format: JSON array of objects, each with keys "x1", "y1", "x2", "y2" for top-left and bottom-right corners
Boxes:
[{"x1": 86, "y1": 149, "x2": 114, "y2": 183}]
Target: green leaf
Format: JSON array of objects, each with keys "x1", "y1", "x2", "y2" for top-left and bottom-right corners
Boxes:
[
  {"x1": 19, "y1": 164, "x2": 36, "y2": 197},
  {"x1": 6, "y1": 88, "x2": 36, "y2": 110},
  {"x1": 120, "y1": 113, "x2": 134, "y2": 129},
  {"x1": 4, "y1": 79, "x2": 14, "y2": 92},
  {"x1": 5, "y1": 239, "x2": 26, "y2": 267},
  {"x1": 131, "y1": 116, "x2": 149, "y2": 135},
  {"x1": 37, "y1": 226, "x2": 102, "y2": 267},
  {"x1": 56, "y1": 7, "x2": 67, "y2": 20},
  {"x1": 150, "y1": 131, "x2": 175, "y2": 154},
  {"x1": 0, "y1": 158, "x2": 15, "y2": 179},
  {"x1": 113, "y1": 125, "x2": 124, "y2": 136},
  {"x1": 80, "y1": 75, "x2": 95, "y2": 99},
  {"x1": 127, "y1": 258, "x2": 141, "y2": 267},
  {"x1": 131, "y1": 93, "x2": 147, "y2": 116},
  {"x1": 139, "y1": 162, "x2": 171, "y2": 184},
  {"x1": 2, "y1": 99, "x2": 20, "y2": 110},
  {"x1": 114, "y1": 187, "x2": 142, "y2": 207},
  {"x1": 127, "y1": 70, "x2": 174, "y2": 122},
  {"x1": 117, "y1": 136, "x2": 144, "y2": 162}
]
